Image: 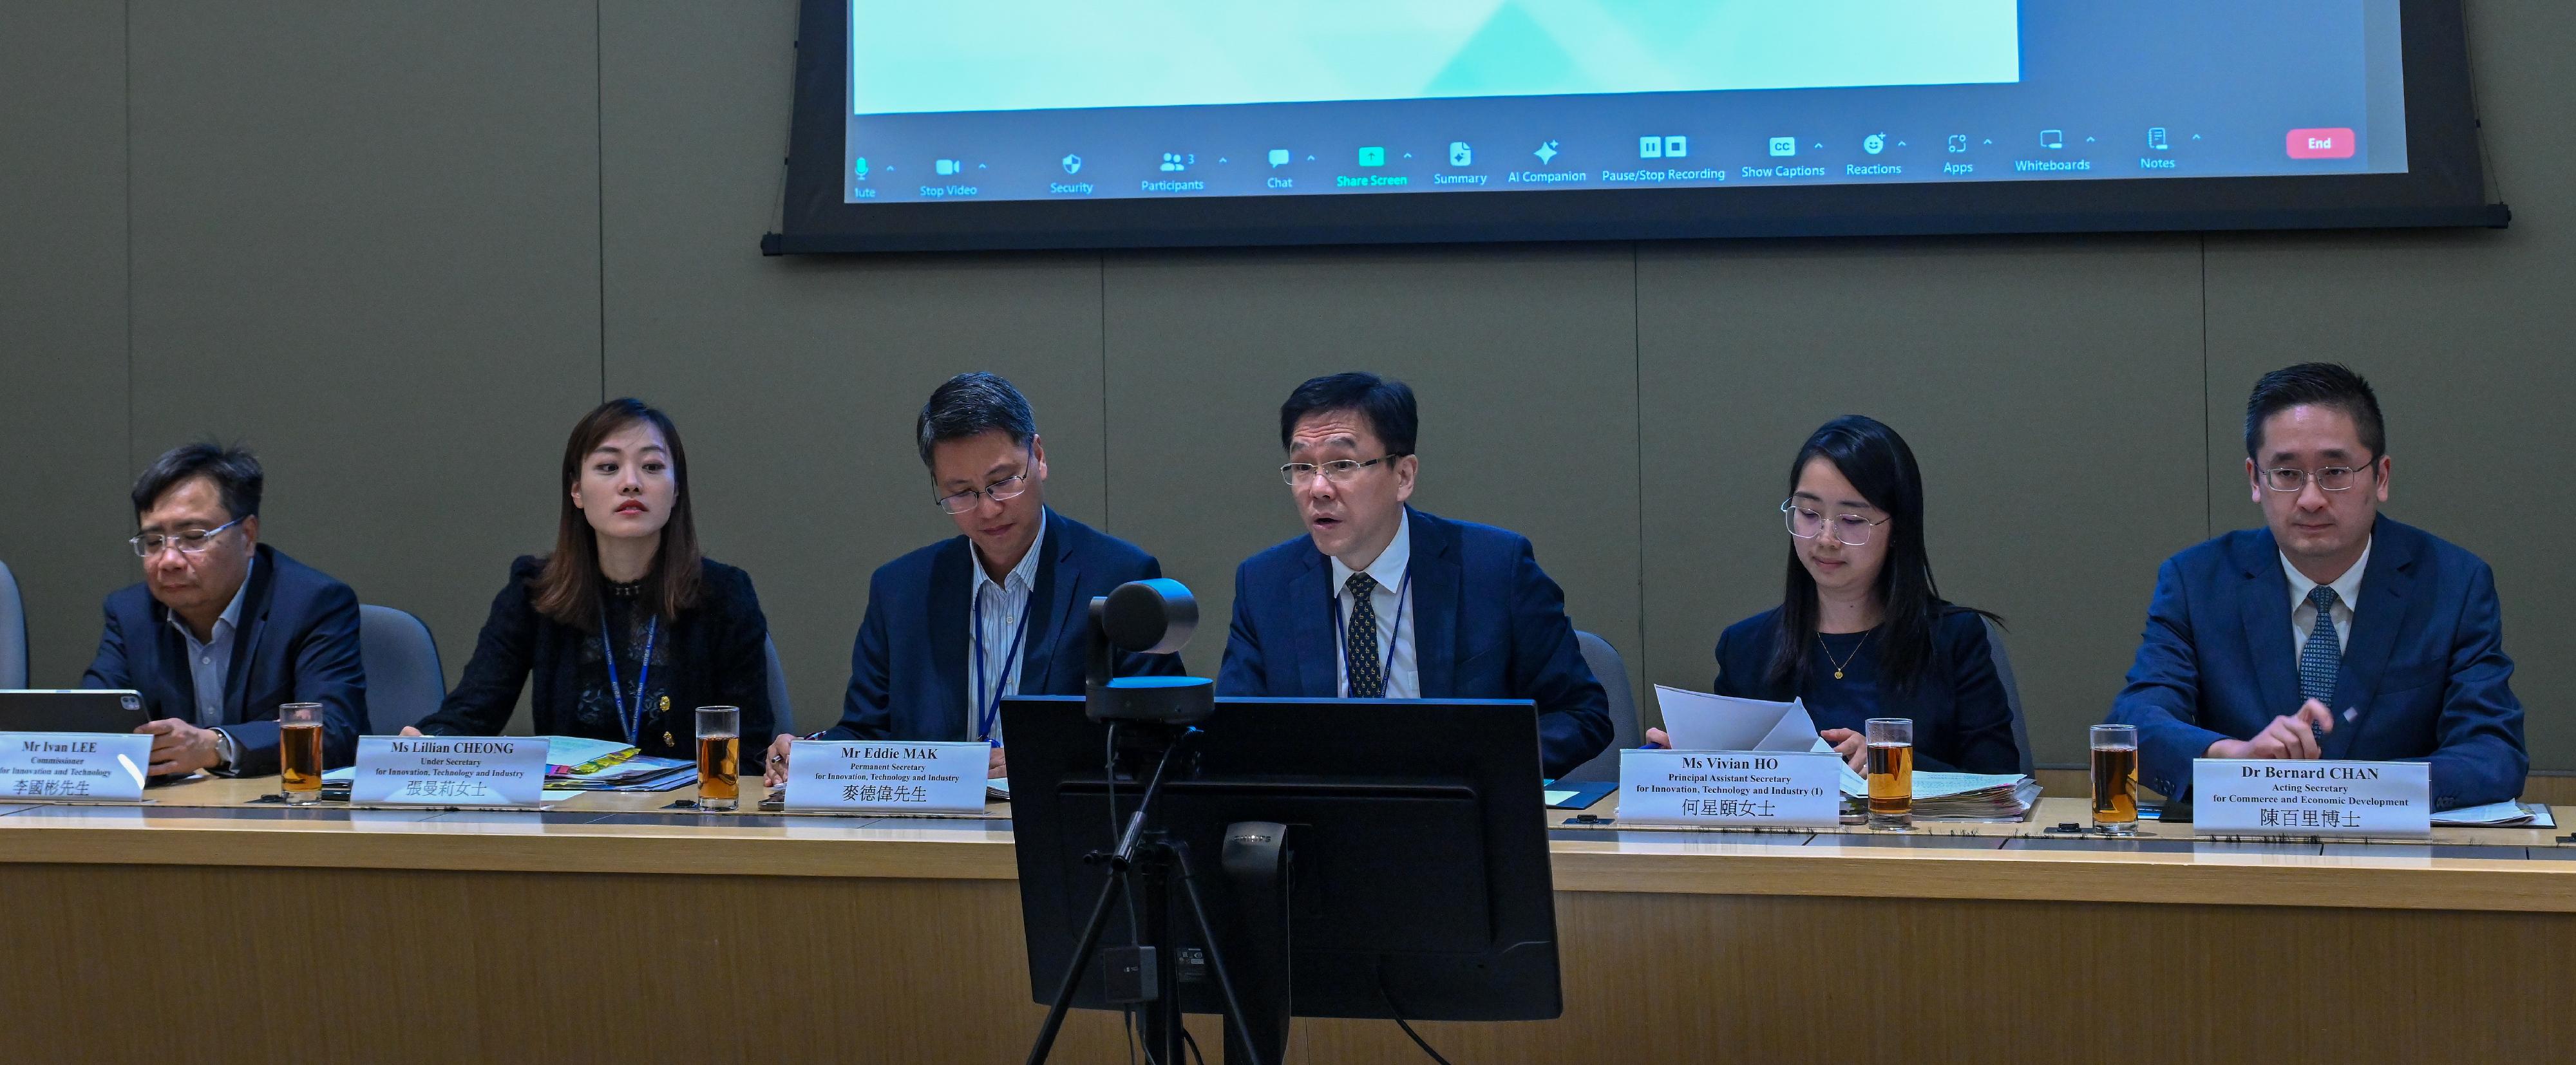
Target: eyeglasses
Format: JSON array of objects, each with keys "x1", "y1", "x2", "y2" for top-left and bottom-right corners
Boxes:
[
  {"x1": 130, "y1": 517, "x2": 243, "y2": 558},
  {"x1": 1781, "y1": 500, "x2": 1891, "y2": 546},
  {"x1": 933, "y1": 449, "x2": 1036, "y2": 514},
  {"x1": 1280, "y1": 454, "x2": 1408, "y2": 486},
  {"x1": 2259, "y1": 463, "x2": 2376, "y2": 493}
]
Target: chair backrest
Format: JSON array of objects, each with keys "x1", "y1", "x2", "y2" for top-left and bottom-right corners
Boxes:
[
  {"x1": 1557, "y1": 630, "x2": 1641, "y2": 783},
  {"x1": 1984, "y1": 616, "x2": 2034, "y2": 776},
  {"x1": 359, "y1": 605, "x2": 444, "y2": 733},
  {"x1": 0, "y1": 560, "x2": 27, "y2": 689},
  {"x1": 764, "y1": 636, "x2": 792, "y2": 737}
]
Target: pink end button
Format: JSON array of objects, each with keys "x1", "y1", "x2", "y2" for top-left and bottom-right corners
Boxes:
[{"x1": 2286, "y1": 128, "x2": 2357, "y2": 160}]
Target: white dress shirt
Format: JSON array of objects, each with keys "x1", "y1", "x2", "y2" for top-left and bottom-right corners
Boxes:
[
  {"x1": 2283, "y1": 538, "x2": 2370, "y2": 659},
  {"x1": 166, "y1": 556, "x2": 252, "y2": 769},
  {"x1": 969, "y1": 511, "x2": 1046, "y2": 744},
  {"x1": 1331, "y1": 509, "x2": 1418, "y2": 698}
]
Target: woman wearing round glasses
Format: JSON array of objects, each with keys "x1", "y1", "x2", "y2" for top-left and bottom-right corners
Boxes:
[
  {"x1": 1651, "y1": 415, "x2": 2018, "y2": 773},
  {"x1": 405, "y1": 399, "x2": 773, "y2": 759}
]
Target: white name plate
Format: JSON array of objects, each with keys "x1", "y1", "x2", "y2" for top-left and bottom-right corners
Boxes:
[
  {"x1": 2192, "y1": 759, "x2": 2430, "y2": 838},
  {"x1": 0, "y1": 732, "x2": 151, "y2": 802},
  {"x1": 352, "y1": 736, "x2": 547, "y2": 806},
  {"x1": 1618, "y1": 749, "x2": 1842, "y2": 828},
  {"x1": 784, "y1": 740, "x2": 987, "y2": 813}
]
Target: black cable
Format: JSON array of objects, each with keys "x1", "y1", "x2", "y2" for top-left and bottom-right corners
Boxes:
[
  {"x1": 1123, "y1": 1010, "x2": 1139, "y2": 1065},
  {"x1": 1180, "y1": 1025, "x2": 1208, "y2": 1065},
  {"x1": 1379, "y1": 961, "x2": 1455, "y2": 1065}
]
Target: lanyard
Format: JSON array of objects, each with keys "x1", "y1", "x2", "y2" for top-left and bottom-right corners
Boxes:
[
  {"x1": 599, "y1": 601, "x2": 659, "y2": 747},
  {"x1": 1334, "y1": 570, "x2": 1410, "y2": 697},
  {"x1": 972, "y1": 585, "x2": 1036, "y2": 744}
]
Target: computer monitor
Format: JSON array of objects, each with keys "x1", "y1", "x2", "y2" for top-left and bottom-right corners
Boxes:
[{"x1": 1002, "y1": 693, "x2": 1562, "y2": 1042}]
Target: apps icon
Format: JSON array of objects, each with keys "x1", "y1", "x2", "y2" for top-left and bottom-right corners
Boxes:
[
  {"x1": 934, "y1": 158, "x2": 962, "y2": 176},
  {"x1": 1061, "y1": 155, "x2": 1082, "y2": 174},
  {"x1": 1533, "y1": 140, "x2": 1560, "y2": 164},
  {"x1": 1946, "y1": 135, "x2": 1967, "y2": 153},
  {"x1": 1448, "y1": 142, "x2": 1473, "y2": 167},
  {"x1": 1267, "y1": 148, "x2": 1291, "y2": 167},
  {"x1": 1358, "y1": 146, "x2": 1386, "y2": 167},
  {"x1": 1768, "y1": 137, "x2": 1797, "y2": 157}
]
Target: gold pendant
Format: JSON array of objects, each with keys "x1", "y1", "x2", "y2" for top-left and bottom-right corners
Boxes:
[
  {"x1": 663, "y1": 730, "x2": 675, "y2": 747},
  {"x1": 1833, "y1": 670, "x2": 1844, "y2": 679}
]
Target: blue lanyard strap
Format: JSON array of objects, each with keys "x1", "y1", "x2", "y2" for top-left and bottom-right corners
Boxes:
[
  {"x1": 972, "y1": 585, "x2": 1037, "y2": 744},
  {"x1": 1334, "y1": 570, "x2": 1410, "y2": 697},
  {"x1": 599, "y1": 601, "x2": 658, "y2": 748}
]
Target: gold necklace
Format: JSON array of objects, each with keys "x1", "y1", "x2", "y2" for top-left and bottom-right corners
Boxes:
[{"x1": 1817, "y1": 630, "x2": 1871, "y2": 681}]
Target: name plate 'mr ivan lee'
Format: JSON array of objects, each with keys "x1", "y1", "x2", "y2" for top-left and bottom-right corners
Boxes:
[
  {"x1": 784, "y1": 740, "x2": 987, "y2": 813},
  {"x1": 2192, "y1": 759, "x2": 2430, "y2": 838},
  {"x1": 1619, "y1": 749, "x2": 1842, "y2": 828},
  {"x1": 0, "y1": 732, "x2": 153, "y2": 802},
  {"x1": 352, "y1": 736, "x2": 547, "y2": 806}
]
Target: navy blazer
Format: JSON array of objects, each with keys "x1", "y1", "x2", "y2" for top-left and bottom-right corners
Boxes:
[
  {"x1": 1714, "y1": 606, "x2": 2020, "y2": 775},
  {"x1": 81, "y1": 543, "x2": 370, "y2": 775},
  {"x1": 1217, "y1": 507, "x2": 1613, "y2": 778},
  {"x1": 819, "y1": 509, "x2": 1183, "y2": 742},
  {"x1": 2109, "y1": 516, "x2": 2525, "y2": 807}
]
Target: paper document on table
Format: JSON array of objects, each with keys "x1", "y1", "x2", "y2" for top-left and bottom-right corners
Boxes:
[
  {"x1": 1652, "y1": 686, "x2": 1830, "y2": 753},
  {"x1": 2432, "y1": 800, "x2": 2553, "y2": 827},
  {"x1": 1839, "y1": 767, "x2": 2042, "y2": 820}
]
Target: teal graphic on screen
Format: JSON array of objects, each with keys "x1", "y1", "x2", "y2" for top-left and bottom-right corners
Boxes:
[
  {"x1": 851, "y1": 0, "x2": 2021, "y2": 115},
  {"x1": 841, "y1": 0, "x2": 2407, "y2": 206}
]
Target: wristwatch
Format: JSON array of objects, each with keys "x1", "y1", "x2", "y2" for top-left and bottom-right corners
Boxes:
[{"x1": 211, "y1": 728, "x2": 238, "y2": 772}]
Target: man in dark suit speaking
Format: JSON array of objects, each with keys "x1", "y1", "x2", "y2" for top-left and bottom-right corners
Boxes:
[
  {"x1": 82, "y1": 442, "x2": 370, "y2": 776},
  {"x1": 2109, "y1": 363, "x2": 2524, "y2": 809},
  {"x1": 766, "y1": 372, "x2": 1179, "y2": 785},
  {"x1": 1218, "y1": 372, "x2": 1611, "y2": 778}
]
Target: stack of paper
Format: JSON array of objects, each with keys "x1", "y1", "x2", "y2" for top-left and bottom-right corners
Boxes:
[
  {"x1": 542, "y1": 735, "x2": 640, "y2": 776},
  {"x1": 1837, "y1": 767, "x2": 2043, "y2": 821},
  {"x1": 2432, "y1": 800, "x2": 2554, "y2": 827},
  {"x1": 546, "y1": 755, "x2": 696, "y2": 792}
]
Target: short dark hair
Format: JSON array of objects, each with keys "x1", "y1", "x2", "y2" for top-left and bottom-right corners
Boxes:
[
  {"x1": 2245, "y1": 363, "x2": 2385, "y2": 460},
  {"x1": 131, "y1": 441, "x2": 263, "y2": 522},
  {"x1": 917, "y1": 372, "x2": 1037, "y2": 468},
  {"x1": 1278, "y1": 372, "x2": 1418, "y2": 456}
]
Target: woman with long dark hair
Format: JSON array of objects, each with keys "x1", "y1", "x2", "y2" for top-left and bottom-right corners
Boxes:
[
  {"x1": 1651, "y1": 416, "x2": 2018, "y2": 773},
  {"x1": 405, "y1": 399, "x2": 773, "y2": 757}
]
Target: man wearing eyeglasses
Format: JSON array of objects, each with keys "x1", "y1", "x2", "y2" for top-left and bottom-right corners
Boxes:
[
  {"x1": 80, "y1": 442, "x2": 368, "y2": 776},
  {"x1": 764, "y1": 372, "x2": 1180, "y2": 786},
  {"x1": 1218, "y1": 372, "x2": 1611, "y2": 778},
  {"x1": 2110, "y1": 363, "x2": 2524, "y2": 809}
]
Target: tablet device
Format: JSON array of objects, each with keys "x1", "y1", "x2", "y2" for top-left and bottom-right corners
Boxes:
[{"x1": 0, "y1": 690, "x2": 153, "y2": 734}]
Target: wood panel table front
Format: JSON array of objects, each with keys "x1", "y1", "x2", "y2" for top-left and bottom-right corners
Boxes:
[{"x1": 3, "y1": 778, "x2": 2568, "y2": 1064}]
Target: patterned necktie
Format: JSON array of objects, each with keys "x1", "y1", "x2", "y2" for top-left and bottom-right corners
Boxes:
[
  {"x1": 2298, "y1": 585, "x2": 2342, "y2": 705},
  {"x1": 1345, "y1": 572, "x2": 1385, "y2": 698}
]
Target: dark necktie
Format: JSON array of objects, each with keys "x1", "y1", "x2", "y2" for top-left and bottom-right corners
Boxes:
[
  {"x1": 2298, "y1": 585, "x2": 2342, "y2": 705},
  {"x1": 1345, "y1": 572, "x2": 1385, "y2": 698}
]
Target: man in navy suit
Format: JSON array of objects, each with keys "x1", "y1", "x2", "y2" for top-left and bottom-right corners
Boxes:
[
  {"x1": 2110, "y1": 363, "x2": 2524, "y2": 808},
  {"x1": 82, "y1": 443, "x2": 369, "y2": 775},
  {"x1": 1219, "y1": 372, "x2": 1611, "y2": 778},
  {"x1": 765, "y1": 372, "x2": 1179, "y2": 785}
]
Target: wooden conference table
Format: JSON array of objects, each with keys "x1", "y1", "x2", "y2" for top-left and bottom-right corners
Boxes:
[{"x1": 2, "y1": 777, "x2": 2571, "y2": 1064}]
